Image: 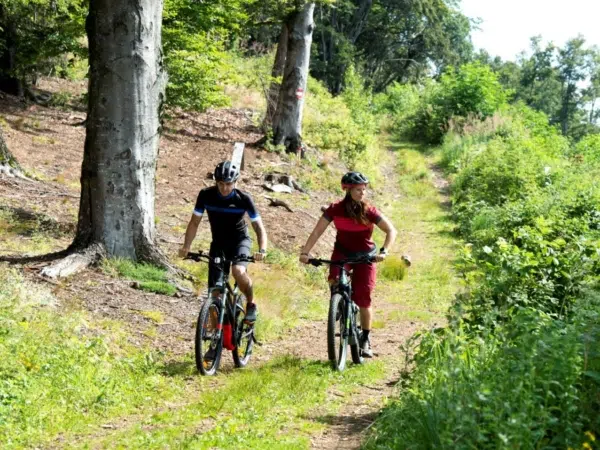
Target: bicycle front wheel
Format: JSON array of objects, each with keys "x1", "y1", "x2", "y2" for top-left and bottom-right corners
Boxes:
[
  {"x1": 350, "y1": 305, "x2": 364, "y2": 365},
  {"x1": 232, "y1": 295, "x2": 254, "y2": 368},
  {"x1": 195, "y1": 297, "x2": 223, "y2": 376},
  {"x1": 328, "y1": 294, "x2": 348, "y2": 371}
]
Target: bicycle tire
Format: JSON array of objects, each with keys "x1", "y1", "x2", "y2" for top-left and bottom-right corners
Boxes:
[
  {"x1": 328, "y1": 293, "x2": 348, "y2": 371},
  {"x1": 350, "y1": 304, "x2": 364, "y2": 365},
  {"x1": 195, "y1": 297, "x2": 223, "y2": 375},
  {"x1": 232, "y1": 294, "x2": 254, "y2": 368}
]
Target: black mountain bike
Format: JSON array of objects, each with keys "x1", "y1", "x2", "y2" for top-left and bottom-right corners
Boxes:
[
  {"x1": 309, "y1": 255, "x2": 376, "y2": 371},
  {"x1": 185, "y1": 251, "x2": 256, "y2": 376}
]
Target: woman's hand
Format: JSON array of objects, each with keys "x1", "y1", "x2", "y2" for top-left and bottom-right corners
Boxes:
[{"x1": 374, "y1": 253, "x2": 386, "y2": 263}]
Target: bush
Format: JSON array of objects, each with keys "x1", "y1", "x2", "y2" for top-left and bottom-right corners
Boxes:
[
  {"x1": 366, "y1": 296, "x2": 600, "y2": 449},
  {"x1": 163, "y1": 30, "x2": 233, "y2": 111},
  {"x1": 407, "y1": 63, "x2": 509, "y2": 144},
  {"x1": 303, "y1": 75, "x2": 377, "y2": 168}
]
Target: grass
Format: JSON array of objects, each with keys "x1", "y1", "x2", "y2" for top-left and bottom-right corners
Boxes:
[
  {"x1": 0, "y1": 267, "x2": 186, "y2": 449},
  {"x1": 374, "y1": 144, "x2": 460, "y2": 318},
  {"x1": 65, "y1": 357, "x2": 387, "y2": 449},
  {"x1": 0, "y1": 206, "x2": 71, "y2": 256},
  {"x1": 101, "y1": 259, "x2": 177, "y2": 296},
  {"x1": 140, "y1": 310, "x2": 165, "y2": 324},
  {"x1": 379, "y1": 255, "x2": 409, "y2": 281}
]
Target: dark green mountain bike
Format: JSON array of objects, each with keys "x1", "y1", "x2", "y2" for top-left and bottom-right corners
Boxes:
[
  {"x1": 186, "y1": 251, "x2": 256, "y2": 376},
  {"x1": 309, "y1": 255, "x2": 375, "y2": 371}
]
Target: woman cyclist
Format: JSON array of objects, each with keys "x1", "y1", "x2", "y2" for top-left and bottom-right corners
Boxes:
[{"x1": 299, "y1": 172, "x2": 397, "y2": 357}]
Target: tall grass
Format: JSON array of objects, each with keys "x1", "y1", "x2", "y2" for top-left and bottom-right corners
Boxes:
[{"x1": 0, "y1": 267, "x2": 185, "y2": 448}]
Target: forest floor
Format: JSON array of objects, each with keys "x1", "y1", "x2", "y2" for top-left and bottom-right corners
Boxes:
[{"x1": 0, "y1": 79, "x2": 459, "y2": 449}]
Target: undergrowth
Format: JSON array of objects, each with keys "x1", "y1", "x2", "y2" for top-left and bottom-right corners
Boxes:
[{"x1": 102, "y1": 259, "x2": 177, "y2": 296}]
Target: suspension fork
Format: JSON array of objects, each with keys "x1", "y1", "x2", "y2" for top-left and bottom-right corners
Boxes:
[{"x1": 209, "y1": 286, "x2": 226, "y2": 338}]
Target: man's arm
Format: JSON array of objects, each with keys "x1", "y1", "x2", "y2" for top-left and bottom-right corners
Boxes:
[
  {"x1": 251, "y1": 219, "x2": 268, "y2": 253},
  {"x1": 179, "y1": 214, "x2": 202, "y2": 257}
]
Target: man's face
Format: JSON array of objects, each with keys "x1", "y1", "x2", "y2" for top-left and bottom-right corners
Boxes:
[{"x1": 217, "y1": 181, "x2": 235, "y2": 196}]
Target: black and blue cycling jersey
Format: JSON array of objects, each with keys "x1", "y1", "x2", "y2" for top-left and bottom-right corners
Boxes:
[{"x1": 193, "y1": 186, "x2": 260, "y2": 244}]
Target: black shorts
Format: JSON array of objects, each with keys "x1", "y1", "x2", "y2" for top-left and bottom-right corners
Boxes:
[{"x1": 208, "y1": 238, "x2": 252, "y2": 288}]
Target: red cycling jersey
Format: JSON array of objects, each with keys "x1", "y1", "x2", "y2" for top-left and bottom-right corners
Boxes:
[{"x1": 323, "y1": 200, "x2": 382, "y2": 253}]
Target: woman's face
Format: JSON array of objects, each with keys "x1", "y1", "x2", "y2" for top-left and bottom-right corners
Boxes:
[{"x1": 349, "y1": 184, "x2": 367, "y2": 202}]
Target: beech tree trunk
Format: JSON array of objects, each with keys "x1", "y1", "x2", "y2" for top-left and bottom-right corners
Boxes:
[
  {"x1": 272, "y1": 3, "x2": 315, "y2": 154},
  {"x1": 74, "y1": 0, "x2": 166, "y2": 260},
  {"x1": 0, "y1": 127, "x2": 23, "y2": 177},
  {"x1": 264, "y1": 24, "x2": 289, "y2": 128}
]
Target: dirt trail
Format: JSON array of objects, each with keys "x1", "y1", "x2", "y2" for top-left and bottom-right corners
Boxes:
[{"x1": 0, "y1": 84, "x2": 454, "y2": 449}]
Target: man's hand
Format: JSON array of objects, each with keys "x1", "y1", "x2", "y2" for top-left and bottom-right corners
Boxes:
[
  {"x1": 299, "y1": 253, "x2": 310, "y2": 264},
  {"x1": 178, "y1": 246, "x2": 189, "y2": 258},
  {"x1": 253, "y1": 251, "x2": 266, "y2": 262}
]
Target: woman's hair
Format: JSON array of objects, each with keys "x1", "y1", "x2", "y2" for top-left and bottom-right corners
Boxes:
[{"x1": 343, "y1": 192, "x2": 370, "y2": 225}]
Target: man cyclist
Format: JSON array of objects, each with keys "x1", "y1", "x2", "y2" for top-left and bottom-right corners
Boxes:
[
  {"x1": 299, "y1": 172, "x2": 397, "y2": 357},
  {"x1": 179, "y1": 161, "x2": 267, "y2": 324}
]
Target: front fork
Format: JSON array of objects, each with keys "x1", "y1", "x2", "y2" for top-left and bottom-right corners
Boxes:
[
  {"x1": 208, "y1": 286, "x2": 226, "y2": 341},
  {"x1": 348, "y1": 301, "x2": 361, "y2": 346}
]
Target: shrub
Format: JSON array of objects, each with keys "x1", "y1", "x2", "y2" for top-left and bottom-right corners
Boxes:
[
  {"x1": 408, "y1": 63, "x2": 509, "y2": 144},
  {"x1": 366, "y1": 297, "x2": 600, "y2": 449}
]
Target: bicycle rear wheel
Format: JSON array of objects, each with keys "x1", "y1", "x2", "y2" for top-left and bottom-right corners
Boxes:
[
  {"x1": 232, "y1": 295, "x2": 254, "y2": 368},
  {"x1": 328, "y1": 294, "x2": 348, "y2": 371},
  {"x1": 195, "y1": 297, "x2": 223, "y2": 375}
]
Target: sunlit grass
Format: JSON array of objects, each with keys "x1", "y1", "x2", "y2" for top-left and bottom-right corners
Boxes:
[
  {"x1": 0, "y1": 267, "x2": 186, "y2": 449},
  {"x1": 0, "y1": 207, "x2": 71, "y2": 256},
  {"x1": 102, "y1": 258, "x2": 177, "y2": 296},
  {"x1": 375, "y1": 145, "x2": 460, "y2": 320},
  {"x1": 69, "y1": 356, "x2": 387, "y2": 449}
]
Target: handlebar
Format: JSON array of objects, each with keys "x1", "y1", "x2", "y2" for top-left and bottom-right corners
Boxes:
[
  {"x1": 308, "y1": 256, "x2": 376, "y2": 267},
  {"x1": 185, "y1": 251, "x2": 256, "y2": 264}
]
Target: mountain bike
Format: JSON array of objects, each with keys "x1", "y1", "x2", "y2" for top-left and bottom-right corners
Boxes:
[
  {"x1": 309, "y1": 255, "x2": 376, "y2": 371},
  {"x1": 185, "y1": 251, "x2": 257, "y2": 376}
]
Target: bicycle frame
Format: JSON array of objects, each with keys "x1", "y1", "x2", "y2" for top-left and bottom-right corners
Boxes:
[
  {"x1": 310, "y1": 255, "x2": 375, "y2": 355},
  {"x1": 186, "y1": 251, "x2": 254, "y2": 346}
]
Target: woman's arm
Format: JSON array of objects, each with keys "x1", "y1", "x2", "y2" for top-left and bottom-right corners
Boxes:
[
  {"x1": 299, "y1": 217, "x2": 331, "y2": 263},
  {"x1": 375, "y1": 215, "x2": 397, "y2": 261}
]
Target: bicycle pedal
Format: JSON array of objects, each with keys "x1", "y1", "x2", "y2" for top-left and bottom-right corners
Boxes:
[{"x1": 252, "y1": 335, "x2": 263, "y2": 346}]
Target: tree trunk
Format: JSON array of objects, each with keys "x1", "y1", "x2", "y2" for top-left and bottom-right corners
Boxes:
[
  {"x1": 560, "y1": 83, "x2": 575, "y2": 135},
  {"x1": 0, "y1": 5, "x2": 24, "y2": 96},
  {"x1": 347, "y1": 0, "x2": 373, "y2": 44},
  {"x1": 271, "y1": 3, "x2": 315, "y2": 155},
  {"x1": 0, "y1": 127, "x2": 24, "y2": 177},
  {"x1": 264, "y1": 23, "x2": 289, "y2": 128},
  {"x1": 73, "y1": 0, "x2": 166, "y2": 261}
]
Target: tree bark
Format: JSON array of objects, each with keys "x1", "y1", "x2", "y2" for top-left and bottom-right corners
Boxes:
[
  {"x1": 0, "y1": 127, "x2": 24, "y2": 177},
  {"x1": 73, "y1": 0, "x2": 166, "y2": 261},
  {"x1": 0, "y1": 5, "x2": 23, "y2": 96},
  {"x1": 272, "y1": 3, "x2": 315, "y2": 154},
  {"x1": 264, "y1": 23, "x2": 289, "y2": 128}
]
